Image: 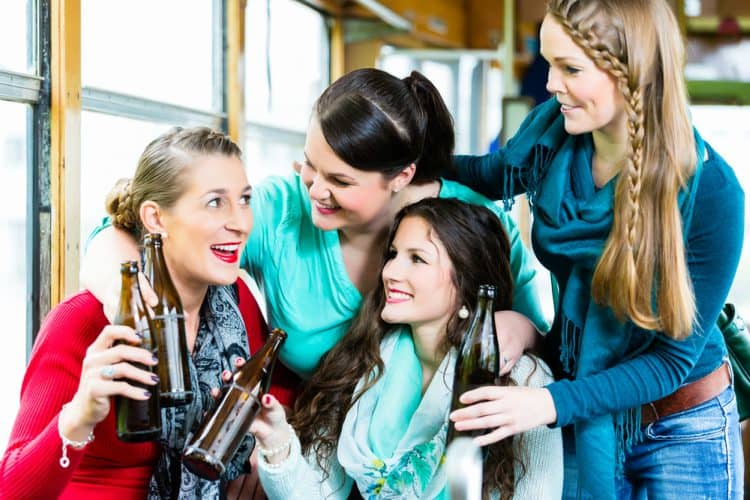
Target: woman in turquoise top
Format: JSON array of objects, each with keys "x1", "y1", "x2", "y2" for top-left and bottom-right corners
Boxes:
[
  {"x1": 251, "y1": 198, "x2": 562, "y2": 499},
  {"x1": 82, "y1": 68, "x2": 547, "y2": 380},
  {"x1": 448, "y1": 1, "x2": 745, "y2": 498}
]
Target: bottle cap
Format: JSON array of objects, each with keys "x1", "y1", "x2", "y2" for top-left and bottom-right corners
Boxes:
[{"x1": 120, "y1": 260, "x2": 139, "y2": 274}]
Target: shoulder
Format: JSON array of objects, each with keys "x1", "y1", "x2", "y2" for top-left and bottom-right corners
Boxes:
[
  {"x1": 688, "y1": 142, "x2": 744, "y2": 237},
  {"x1": 38, "y1": 291, "x2": 106, "y2": 338},
  {"x1": 28, "y1": 291, "x2": 107, "y2": 369},
  {"x1": 696, "y1": 143, "x2": 744, "y2": 203},
  {"x1": 510, "y1": 354, "x2": 554, "y2": 388}
]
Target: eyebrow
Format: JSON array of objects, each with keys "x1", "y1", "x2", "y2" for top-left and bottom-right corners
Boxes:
[
  {"x1": 203, "y1": 185, "x2": 252, "y2": 196},
  {"x1": 303, "y1": 152, "x2": 356, "y2": 181}
]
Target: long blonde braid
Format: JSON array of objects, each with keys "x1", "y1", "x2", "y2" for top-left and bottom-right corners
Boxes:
[{"x1": 547, "y1": 0, "x2": 697, "y2": 339}]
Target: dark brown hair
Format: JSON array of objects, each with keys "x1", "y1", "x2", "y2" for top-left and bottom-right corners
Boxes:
[
  {"x1": 315, "y1": 68, "x2": 455, "y2": 184},
  {"x1": 291, "y1": 198, "x2": 523, "y2": 499}
]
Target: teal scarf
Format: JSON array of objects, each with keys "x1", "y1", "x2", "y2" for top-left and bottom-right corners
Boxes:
[
  {"x1": 501, "y1": 98, "x2": 705, "y2": 498},
  {"x1": 337, "y1": 329, "x2": 452, "y2": 499}
]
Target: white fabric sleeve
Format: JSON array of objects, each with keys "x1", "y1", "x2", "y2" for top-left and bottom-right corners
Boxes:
[
  {"x1": 257, "y1": 432, "x2": 354, "y2": 500},
  {"x1": 511, "y1": 356, "x2": 564, "y2": 500}
]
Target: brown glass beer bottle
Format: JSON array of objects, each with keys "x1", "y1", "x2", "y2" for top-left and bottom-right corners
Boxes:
[
  {"x1": 182, "y1": 328, "x2": 287, "y2": 480},
  {"x1": 114, "y1": 260, "x2": 161, "y2": 442},
  {"x1": 447, "y1": 285, "x2": 501, "y2": 443},
  {"x1": 142, "y1": 233, "x2": 194, "y2": 407}
]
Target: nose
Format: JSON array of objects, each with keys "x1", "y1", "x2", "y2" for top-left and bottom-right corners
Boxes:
[
  {"x1": 225, "y1": 202, "x2": 253, "y2": 236},
  {"x1": 307, "y1": 173, "x2": 331, "y2": 201},
  {"x1": 381, "y1": 256, "x2": 403, "y2": 283},
  {"x1": 546, "y1": 66, "x2": 564, "y2": 95}
]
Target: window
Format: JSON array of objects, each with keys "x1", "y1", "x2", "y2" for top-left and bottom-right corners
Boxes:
[
  {"x1": 690, "y1": 105, "x2": 750, "y2": 314},
  {"x1": 82, "y1": 0, "x2": 216, "y2": 110},
  {"x1": 0, "y1": 102, "x2": 29, "y2": 449},
  {"x1": 245, "y1": 0, "x2": 329, "y2": 182},
  {"x1": 0, "y1": 1, "x2": 31, "y2": 73},
  {"x1": 79, "y1": 112, "x2": 174, "y2": 248}
]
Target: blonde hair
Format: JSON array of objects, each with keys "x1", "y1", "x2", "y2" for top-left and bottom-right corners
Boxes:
[
  {"x1": 105, "y1": 127, "x2": 242, "y2": 238},
  {"x1": 546, "y1": 0, "x2": 697, "y2": 339}
]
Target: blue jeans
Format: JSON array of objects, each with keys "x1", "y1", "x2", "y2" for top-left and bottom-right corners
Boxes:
[
  {"x1": 562, "y1": 386, "x2": 744, "y2": 499},
  {"x1": 618, "y1": 385, "x2": 743, "y2": 499}
]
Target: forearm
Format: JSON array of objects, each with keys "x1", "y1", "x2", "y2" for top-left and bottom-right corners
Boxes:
[{"x1": 80, "y1": 225, "x2": 139, "y2": 304}]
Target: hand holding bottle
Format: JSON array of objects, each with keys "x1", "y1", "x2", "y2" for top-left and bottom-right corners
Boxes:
[
  {"x1": 249, "y1": 394, "x2": 294, "y2": 464},
  {"x1": 449, "y1": 385, "x2": 557, "y2": 446},
  {"x1": 61, "y1": 324, "x2": 158, "y2": 441}
]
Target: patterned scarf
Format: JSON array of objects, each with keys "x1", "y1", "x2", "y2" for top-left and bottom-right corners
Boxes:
[
  {"x1": 147, "y1": 285, "x2": 255, "y2": 499},
  {"x1": 497, "y1": 97, "x2": 705, "y2": 498},
  {"x1": 337, "y1": 329, "x2": 452, "y2": 499}
]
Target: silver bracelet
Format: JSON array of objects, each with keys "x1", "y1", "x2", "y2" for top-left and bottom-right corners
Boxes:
[
  {"x1": 58, "y1": 403, "x2": 95, "y2": 468},
  {"x1": 257, "y1": 423, "x2": 294, "y2": 458}
]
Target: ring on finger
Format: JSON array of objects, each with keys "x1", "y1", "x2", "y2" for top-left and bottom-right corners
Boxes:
[{"x1": 100, "y1": 365, "x2": 116, "y2": 380}]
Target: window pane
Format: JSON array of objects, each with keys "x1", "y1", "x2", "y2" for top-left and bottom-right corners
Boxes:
[
  {"x1": 80, "y1": 112, "x2": 174, "y2": 249},
  {"x1": 245, "y1": 126, "x2": 305, "y2": 185},
  {"x1": 246, "y1": 0, "x2": 328, "y2": 131},
  {"x1": 0, "y1": 0, "x2": 31, "y2": 73},
  {"x1": 82, "y1": 0, "x2": 214, "y2": 110},
  {"x1": 0, "y1": 102, "x2": 28, "y2": 449},
  {"x1": 690, "y1": 105, "x2": 750, "y2": 314}
]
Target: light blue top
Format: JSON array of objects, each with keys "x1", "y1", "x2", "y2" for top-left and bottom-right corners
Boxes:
[{"x1": 242, "y1": 174, "x2": 548, "y2": 378}]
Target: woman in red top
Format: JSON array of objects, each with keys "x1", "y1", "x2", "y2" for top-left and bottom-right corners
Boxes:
[{"x1": 0, "y1": 127, "x2": 288, "y2": 498}]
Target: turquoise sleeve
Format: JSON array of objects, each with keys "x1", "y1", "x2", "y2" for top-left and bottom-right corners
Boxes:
[{"x1": 84, "y1": 216, "x2": 113, "y2": 254}]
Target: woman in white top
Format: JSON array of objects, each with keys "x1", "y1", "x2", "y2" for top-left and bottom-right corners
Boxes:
[{"x1": 250, "y1": 198, "x2": 563, "y2": 499}]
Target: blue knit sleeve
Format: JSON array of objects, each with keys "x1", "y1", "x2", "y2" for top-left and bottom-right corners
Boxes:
[{"x1": 547, "y1": 146, "x2": 745, "y2": 427}]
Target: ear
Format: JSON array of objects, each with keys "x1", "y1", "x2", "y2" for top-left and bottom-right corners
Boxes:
[
  {"x1": 139, "y1": 200, "x2": 168, "y2": 237},
  {"x1": 389, "y1": 163, "x2": 416, "y2": 193}
]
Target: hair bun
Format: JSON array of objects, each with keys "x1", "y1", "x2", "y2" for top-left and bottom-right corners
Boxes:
[{"x1": 104, "y1": 177, "x2": 138, "y2": 233}]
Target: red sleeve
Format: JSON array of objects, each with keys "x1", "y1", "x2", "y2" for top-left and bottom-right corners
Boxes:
[
  {"x1": 235, "y1": 280, "x2": 301, "y2": 407},
  {"x1": 0, "y1": 292, "x2": 108, "y2": 498}
]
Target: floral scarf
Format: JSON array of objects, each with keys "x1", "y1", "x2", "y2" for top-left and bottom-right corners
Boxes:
[
  {"x1": 147, "y1": 284, "x2": 255, "y2": 499},
  {"x1": 337, "y1": 329, "x2": 453, "y2": 499}
]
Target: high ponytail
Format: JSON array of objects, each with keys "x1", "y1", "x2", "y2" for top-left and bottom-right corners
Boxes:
[
  {"x1": 316, "y1": 68, "x2": 455, "y2": 184},
  {"x1": 403, "y1": 71, "x2": 455, "y2": 182}
]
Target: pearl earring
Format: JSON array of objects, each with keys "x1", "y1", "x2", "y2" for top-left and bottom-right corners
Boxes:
[{"x1": 458, "y1": 306, "x2": 470, "y2": 319}]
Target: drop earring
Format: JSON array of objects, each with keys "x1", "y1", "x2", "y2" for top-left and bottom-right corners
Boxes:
[{"x1": 458, "y1": 306, "x2": 470, "y2": 319}]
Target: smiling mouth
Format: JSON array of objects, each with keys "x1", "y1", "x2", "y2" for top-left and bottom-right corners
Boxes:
[
  {"x1": 314, "y1": 201, "x2": 341, "y2": 214},
  {"x1": 210, "y1": 243, "x2": 240, "y2": 263},
  {"x1": 386, "y1": 289, "x2": 412, "y2": 304}
]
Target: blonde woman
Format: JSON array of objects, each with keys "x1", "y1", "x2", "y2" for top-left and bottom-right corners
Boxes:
[{"x1": 448, "y1": 0, "x2": 744, "y2": 498}]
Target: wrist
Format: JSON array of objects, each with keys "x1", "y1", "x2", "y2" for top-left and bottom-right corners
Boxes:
[
  {"x1": 540, "y1": 388, "x2": 558, "y2": 426},
  {"x1": 59, "y1": 399, "x2": 97, "y2": 441},
  {"x1": 258, "y1": 423, "x2": 294, "y2": 465},
  {"x1": 58, "y1": 402, "x2": 95, "y2": 468}
]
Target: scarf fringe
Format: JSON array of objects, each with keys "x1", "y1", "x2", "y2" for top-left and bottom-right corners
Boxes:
[
  {"x1": 614, "y1": 407, "x2": 644, "y2": 476},
  {"x1": 560, "y1": 315, "x2": 580, "y2": 375},
  {"x1": 500, "y1": 144, "x2": 550, "y2": 211}
]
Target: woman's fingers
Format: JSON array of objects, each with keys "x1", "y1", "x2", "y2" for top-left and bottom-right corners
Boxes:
[
  {"x1": 94, "y1": 360, "x2": 159, "y2": 387},
  {"x1": 85, "y1": 342, "x2": 157, "y2": 371},
  {"x1": 87, "y1": 324, "x2": 141, "y2": 353}
]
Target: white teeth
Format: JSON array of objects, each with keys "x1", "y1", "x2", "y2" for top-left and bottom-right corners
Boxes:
[
  {"x1": 211, "y1": 244, "x2": 239, "y2": 252},
  {"x1": 387, "y1": 291, "x2": 411, "y2": 300}
]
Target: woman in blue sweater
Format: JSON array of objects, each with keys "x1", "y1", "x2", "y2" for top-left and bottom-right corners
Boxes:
[{"x1": 448, "y1": 0, "x2": 744, "y2": 498}]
